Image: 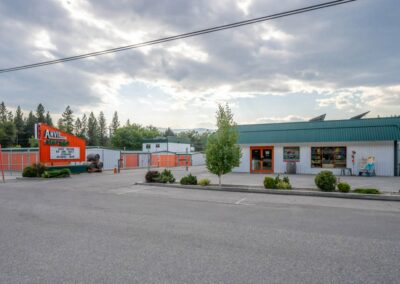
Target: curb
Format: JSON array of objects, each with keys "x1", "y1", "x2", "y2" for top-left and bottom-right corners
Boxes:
[{"x1": 136, "y1": 182, "x2": 400, "y2": 202}]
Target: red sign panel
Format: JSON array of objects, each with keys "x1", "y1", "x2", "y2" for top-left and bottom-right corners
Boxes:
[{"x1": 38, "y1": 123, "x2": 86, "y2": 164}]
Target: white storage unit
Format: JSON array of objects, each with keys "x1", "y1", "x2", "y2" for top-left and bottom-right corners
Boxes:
[
  {"x1": 191, "y1": 153, "x2": 206, "y2": 166},
  {"x1": 86, "y1": 148, "x2": 121, "y2": 170},
  {"x1": 142, "y1": 136, "x2": 191, "y2": 153}
]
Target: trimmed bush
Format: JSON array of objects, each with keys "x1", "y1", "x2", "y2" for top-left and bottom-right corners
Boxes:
[
  {"x1": 22, "y1": 166, "x2": 37, "y2": 177},
  {"x1": 145, "y1": 170, "x2": 160, "y2": 183},
  {"x1": 315, "y1": 171, "x2": 337, "y2": 192},
  {"x1": 158, "y1": 169, "x2": 176, "y2": 183},
  {"x1": 22, "y1": 163, "x2": 46, "y2": 177},
  {"x1": 337, "y1": 182, "x2": 351, "y2": 193},
  {"x1": 263, "y1": 177, "x2": 276, "y2": 189},
  {"x1": 264, "y1": 175, "x2": 292, "y2": 189},
  {"x1": 180, "y1": 174, "x2": 197, "y2": 185},
  {"x1": 353, "y1": 188, "x2": 380, "y2": 194},
  {"x1": 276, "y1": 180, "x2": 292, "y2": 189},
  {"x1": 42, "y1": 169, "x2": 71, "y2": 178},
  {"x1": 198, "y1": 178, "x2": 211, "y2": 186}
]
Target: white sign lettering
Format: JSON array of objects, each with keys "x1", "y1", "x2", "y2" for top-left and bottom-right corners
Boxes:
[
  {"x1": 44, "y1": 129, "x2": 66, "y2": 140},
  {"x1": 50, "y1": 147, "x2": 80, "y2": 160}
]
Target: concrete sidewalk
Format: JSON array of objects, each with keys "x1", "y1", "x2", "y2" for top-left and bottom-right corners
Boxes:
[{"x1": 146, "y1": 166, "x2": 400, "y2": 193}]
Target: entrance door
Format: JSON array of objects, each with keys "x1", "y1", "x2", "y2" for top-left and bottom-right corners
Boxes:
[{"x1": 250, "y1": 146, "x2": 274, "y2": 173}]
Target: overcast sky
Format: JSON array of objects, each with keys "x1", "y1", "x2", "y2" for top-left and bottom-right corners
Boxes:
[{"x1": 0, "y1": 0, "x2": 399, "y2": 128}]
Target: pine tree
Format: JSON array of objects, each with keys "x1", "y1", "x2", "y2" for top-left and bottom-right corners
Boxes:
[
  {"x1": 36, "y1": 103, "x2": 46, "y2": 123},
  {"x1": 80, "y1": 114, "x2": 88, "y2": 139},
  {"x1": 24, "y1": 111, "x2": 37, "y2": 147},
  {"x1": 45, "y1": 111, "x2": 53, "y2": 126},
  {"x1": 57, "y1": 118, "x2": 65, "y2": 131},
  {"x1": 7, "y1": 111, "x2": 13, "y2": 122},
  {"x1": 87, "y1": 112, "x2": 99, "y2": 146},
  {"x1": 0, "y1": 102, "x2": 8, "y2": 122},
  {"x1": 98, "y1": 111, "x2": 108, "y2": 146},
  {"x1": 164, "y1": 127, "x2": 175, "y2": 137},
  {"x1": 110, "y1": 111, "x2": 120, "y2": 136},
  {"x1": 14, "y1": 106, "x2": 25, "y2": 146},
  {"x1": 74, "y1": 117, "x2": 83, "y2": 137},
  {"x1": 61, "y1": 106, "x2": 74, "y2": 133},
  {"x1": 205, "y1": 104, "x2": 241, "y2": 186}
]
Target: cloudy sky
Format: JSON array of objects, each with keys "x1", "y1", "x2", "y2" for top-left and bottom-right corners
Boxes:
[{"x1": 0, "y1": 0, "x2": 399, "y2": 128}]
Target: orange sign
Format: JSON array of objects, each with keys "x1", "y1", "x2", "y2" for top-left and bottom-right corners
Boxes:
[{"x1": 37, "y1": 123, "x2": 86, "y2": 164}]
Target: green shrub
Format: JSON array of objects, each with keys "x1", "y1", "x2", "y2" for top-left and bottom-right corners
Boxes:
[
  {"x1": 157, "y1": 169, "x2": 176, "y2": 183},
  {"x1": 198, "y1": 178, "x2": 211, "y2": 186},
  {"x1": 276, "y1": 180, "x2": 292, "y2": 189},
  {"x1": 263, "y1": 176, "x2": 276, "y2": 189},
  {"x1": 315, "y1": 171, "x2": 337, "y2": 192},
  {"x1": 22, "y1": 163, "x2": 46, "y2": 177},
  {"x1": 22, "y1": 166, "x2": 37, "y2": 177},
  {"x1": 264, "y1": 175, "x2": 292, "y2": 189},
  {"x1": 353, "y1": 188, "x2": 380, "y2": 194},
  {"x1": 42, "y1": 169, "x2": 71, "y2": 178},
  {"x1": 337, "y1": 182, "x2": 351, "y2": 193},
  {"x1": 32, "y1": 163, "x2": 46, "y2": 177},
  {"x1": 145, "y1": 171, "x2": 160, "y2": 183},
  {"x1": 180, "y1": 174, "x2": 197, "y2": 185}
]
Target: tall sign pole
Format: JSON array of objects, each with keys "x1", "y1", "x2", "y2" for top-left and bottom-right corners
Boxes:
[{"x1": 0, "y1": 144, "x2": 5, "y2": 183}]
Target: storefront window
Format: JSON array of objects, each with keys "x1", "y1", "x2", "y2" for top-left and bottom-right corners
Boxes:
[
  {"x1": 283, "y1": 147, "x2": 300, "y2": 162},
  {"x1": 311, "y1": 147, "x2": 346, "y2": 168}
]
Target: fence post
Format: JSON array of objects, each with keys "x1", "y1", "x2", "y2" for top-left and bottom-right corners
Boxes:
[
  {"x1": 186, "y1": 148, "x2": 188, "y2": 172},
  {"x1": 0, "y1": 145, "x2": 5, "y2": 183},
  {"x1": 9, "y1": 148, "x2": 12, "y2": 176}
]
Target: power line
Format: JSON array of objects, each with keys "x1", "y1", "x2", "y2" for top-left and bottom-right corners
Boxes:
[{"x1": 0, "y1": 0, "x2": 356, "y2": 74}]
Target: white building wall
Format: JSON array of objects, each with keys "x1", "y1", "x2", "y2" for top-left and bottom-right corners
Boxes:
[
  {"x1": 233, "y1": 141, "x2": 395, "y2": 176},
  {"x1": 232, "y1": 145, "x2": 250, "y2": 173},
  {"x1": 86, "y1": 148, "x2": 121, "y2": 170},
  {"x1": 191, "y1": 153, "x2": 206, "y2": 166},
  {"x1": 142, "y1": 142, "x2": 191, "y2": 153}
]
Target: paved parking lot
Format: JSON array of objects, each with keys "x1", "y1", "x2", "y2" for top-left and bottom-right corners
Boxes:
[
  {"x1": 1, "y1": 170, "x2": 400, "y2": 283},
  {"x1": 4, "y1": 165, "x2": 400, "y2": 192}
]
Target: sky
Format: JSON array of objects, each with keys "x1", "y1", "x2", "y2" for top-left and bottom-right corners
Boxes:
[{"x1": 0, "y1": 0, "x2": 399, "y2": 129}]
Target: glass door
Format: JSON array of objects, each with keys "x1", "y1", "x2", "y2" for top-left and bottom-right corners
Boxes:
[{"x1": 251, "y1": 146, "x2": 274, "y2": 173}]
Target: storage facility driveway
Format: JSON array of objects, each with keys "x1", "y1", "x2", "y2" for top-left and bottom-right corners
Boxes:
[{"x1": 1, "y1": 173, "x2": 400, "y2": 283}]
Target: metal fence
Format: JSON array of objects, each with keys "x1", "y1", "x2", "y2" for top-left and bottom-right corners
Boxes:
[{"x1": 0, "y1": 147, "x2": 205, "y2": 175}]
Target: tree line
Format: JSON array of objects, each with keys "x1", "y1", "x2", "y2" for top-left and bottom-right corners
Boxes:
[{"x1": 0, "y1": 102, "x2": 209, "y2": 151}]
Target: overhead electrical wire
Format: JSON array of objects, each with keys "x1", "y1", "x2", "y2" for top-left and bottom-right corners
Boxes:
[{"x1": 0, "y1": 0, "x2": 356, "y2": 74}]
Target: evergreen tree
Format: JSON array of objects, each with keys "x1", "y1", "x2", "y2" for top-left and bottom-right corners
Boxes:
[
  {"x1": 45, "y1": 111, "x2": 53, "y2": 126},
  {"x1": 98, "y1": 111, "x2": 108, "y2": 146},
  {"x1": 110, "y1": 111, "x2": 120, "y2": 136},
  {"x1": 0, "y1": 121, "x2": 16, "y2": 147},
  {"x1": 14, "y1": 106, "x2": 25, "y2": 146},
  {"x1": 57, "y1": 117, "x2": 65, "y2": 131},
  {"x1": 205, "y1": 104, "x2": 241, "y2": 186},
  {"x1": 164, "y1": 127, "x2": 175, "y2": 137},
  {"x1": 80, "y1": 114, "x2": 88, "y2": 139},
  {"x1": 87, "y1": 112, "x2": 99, "y2": 146},
  {"x1": 74, "y1": 117, "x2": 83, "y2": 137},
  {"x1": 61, "y1": 106, "x2": 74, "y2": 133},
  {"x1": 0, "y1": 102, "x2": 8, "y2": 122},
  {"x1": 36, "y1": 103, "x2": 46, "y2": 123},
  {"x1": 7, "y1": 111, "x2": 13, "y2": 122},
  {"x1": 23, "y1": 111, "x2": 37, "y2": 147}
]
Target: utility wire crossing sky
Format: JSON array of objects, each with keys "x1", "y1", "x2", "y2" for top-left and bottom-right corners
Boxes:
[{"x1": 0, "y1": 0, "x2": 356, "y2": 74}]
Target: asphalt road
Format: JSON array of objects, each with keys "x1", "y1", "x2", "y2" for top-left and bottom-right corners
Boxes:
[{"x1": 0, "y1": 173, "x2": 399, "y2": 283}]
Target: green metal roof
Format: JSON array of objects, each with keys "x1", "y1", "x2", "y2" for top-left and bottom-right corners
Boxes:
[
  {"x1": 142, "y1": 136, "x2": 191, "y2": 144},
  {"x1": 237, "y1": 117, "x2": 400, "y2": 144}
]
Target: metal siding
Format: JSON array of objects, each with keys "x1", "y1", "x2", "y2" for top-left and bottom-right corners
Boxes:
[
  {"x1": 238, "y1": 117, "x2": 400, "y2": 144},
  {"x1": 86, "y1": 148, "x2": 121, "y2": 170}
]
